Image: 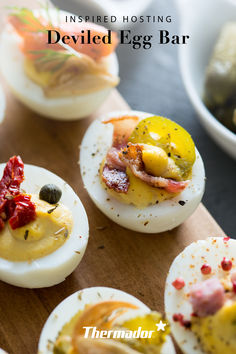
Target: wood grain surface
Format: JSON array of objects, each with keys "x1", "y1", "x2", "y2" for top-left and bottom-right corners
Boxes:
[{"x1": 0, "y1": 1, "x2": 225, "y2": 353}]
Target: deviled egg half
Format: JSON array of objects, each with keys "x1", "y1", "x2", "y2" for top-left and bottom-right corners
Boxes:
[
  {"x1": 0, "y1": 156, "x2": 89, "y2": 288},
  {"x1": 80, "y1": 111, "x2": 205, "y2": 233},
  {"x1": 38, "y1": 286, "x2": 175, "y2": 354},
  {"x1": 165, "y1": 237, "x2": 236, "y2": 354},
  {"x1": 0, "y1": 7, "x2": 119, "y2": 120}
]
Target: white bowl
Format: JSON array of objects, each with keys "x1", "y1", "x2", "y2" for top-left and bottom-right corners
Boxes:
[{"x1": 177, "y1": 0, "x2": 236, "y2": 159}]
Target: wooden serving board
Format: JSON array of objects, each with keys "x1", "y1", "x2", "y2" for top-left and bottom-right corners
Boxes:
[{"x1": 0, "y1": 1, "x2": 225, "y2": 353}]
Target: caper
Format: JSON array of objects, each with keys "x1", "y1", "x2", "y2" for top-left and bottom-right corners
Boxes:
[{"x1": 39, "y1": 184, "x2": 62, "y2": 204}]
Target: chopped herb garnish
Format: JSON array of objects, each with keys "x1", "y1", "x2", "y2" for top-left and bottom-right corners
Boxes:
[
  {"x1": 64, "y1": 229, "x2": 69, "y2": 238},
  {"x1": 9, "y1": 7, "x2": 45, "y2": 32},
  {"x1": 24, "y1": 230, "x2": 29, "y2": 240},
  {"x1": 30, "y1": 50, "x2": 73, "y2": 72},
  {"x1": 5, "y1": 194, "x2": 14, "y2": 200},
  {"x1": 47, "y1": 205, "x2": 58, "y2": 214},
  {"x1": 78, "y1": 291, "x2": 83, "y2": 301},
  {"x1": 54, "y1": 227, "x2": 65, "y2": 235}
]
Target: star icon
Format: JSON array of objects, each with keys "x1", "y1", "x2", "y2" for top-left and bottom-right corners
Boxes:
[{"x1": 155, "y1": 320, "x2": 167, "y2": 331}]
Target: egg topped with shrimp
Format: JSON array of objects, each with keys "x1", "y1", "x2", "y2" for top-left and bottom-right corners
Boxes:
[
  {"x1": 0, "y1": 6, "x2": 119, "y2": 119},
  {"x1": 80, "y1": 110, "x2": 205, "y2": 233}
]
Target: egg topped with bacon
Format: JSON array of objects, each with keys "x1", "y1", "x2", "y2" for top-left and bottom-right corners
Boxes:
[{"x1": 80, "y1": 110, "x2": 205, "y2": 233}]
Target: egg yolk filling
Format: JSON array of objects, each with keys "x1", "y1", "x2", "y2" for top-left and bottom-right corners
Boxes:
[
  {"x1": 8, "y1": 7, "x2": 119, "y2": 98},
  {"x1": 101, "y1": 115, "x2": 196, "y2": 208},
  {"x1": 174, "y1": 271, "x2": 236, "y2": 354},
  {"x1": 191, "y1": 300, "x2": 236, "y2": 354},
  {"x1": 0, "y1": 156, "x2": 73, "y2": 262},
  {"x1": 53, "y1": 300, "x2": 169, "y2": 354},
  {"x1": 0, "y1": 194, "x2": 73, "y2": 262}
]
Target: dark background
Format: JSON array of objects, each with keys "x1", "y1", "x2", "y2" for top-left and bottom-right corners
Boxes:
[{"x1": 53, "y1": 0, "x2": 236, "y2": 236}]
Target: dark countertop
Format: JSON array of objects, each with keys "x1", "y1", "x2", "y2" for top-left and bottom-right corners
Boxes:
[{"x1": 53, "y1": 0, "x2": 236, "y2": 236}]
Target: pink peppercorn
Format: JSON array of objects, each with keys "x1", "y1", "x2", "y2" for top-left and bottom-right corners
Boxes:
[
  {"x1": 221, "y1": 257, "x2": 232, "y2": 271},
  {"x1": 232, "y1": 281, "x2": 236, "y2": 294},
  {"x1": 201, "y1": 263, "x2": 212, "y2": 275},
  {"x1": 173, "y1": 313, "x2": 184, "y2": 322},
  {"x1": 172, "y1": 277, "x2": 185, "y2": 290}
]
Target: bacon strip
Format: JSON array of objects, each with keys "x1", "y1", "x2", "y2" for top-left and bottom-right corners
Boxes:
[
  {"x1": 102, "y1": 164, "x2": 129, "y2": 193},
  {"x1": 102, "y1": 116, "x2": 188, "y2": 195},
  {"x1": 119, "y1": 144, "x2": 188, "y2": 194},
  {"x1": 106, "y1": 147, "x2": 126, "y2": 171},
  {"x1": 103, "y1": 115, "x2": 139, "y2": 149},
  {"x1": 102, "y1": 116, "x2": 139, "y2": 192}
]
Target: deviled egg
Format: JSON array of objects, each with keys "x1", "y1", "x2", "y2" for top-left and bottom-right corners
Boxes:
[
  {"x1": 165, "y1": 237, "x2": 236, "y2": 354},
  {"x1": 0, "y1": 7, "x2": 119, "y2": 120},
  {"x1": 80, "y1": 110, "x2": 205, "y2": 233},
  {"x1": 38, "y1": 286, "x2": 175, "y2": 354},
  {"x1": 0, "y1": 156, "x2": 89, "y2": 288}
]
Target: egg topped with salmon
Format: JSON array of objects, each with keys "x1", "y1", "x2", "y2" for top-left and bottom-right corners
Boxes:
[
  {"x1": 165, "y1": 237, "x2": 236, "y2": 354},
  {"x1": 80, "y1": 110, "x2": 205, "y2": 233},
  {"x1": 0, "y1": 6, "x2": 119, "y2": 120}
]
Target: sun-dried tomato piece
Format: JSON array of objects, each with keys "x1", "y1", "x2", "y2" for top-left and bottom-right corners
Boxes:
[
  {"x1": 0, "y1": 156, "x2": 36, "y2": 231},
  {"x1": 9, "y1": 195, "x2": 36, "y2": 230},
  {"x1": 0, "y1": 155, "x2": 24, "y2": 196}
]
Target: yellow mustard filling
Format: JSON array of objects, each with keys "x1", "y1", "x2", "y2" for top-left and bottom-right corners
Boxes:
[
  {"x1": 191, "y1": 301, "x2": 236, "y2": 354},
  {"x1": 101, "y1": 162, "x2": 172, "y2": 208},
  {"x1": 101, "y1": 116, "x2": 196, "y2": 208},
  {"x1": 120, "y1": 312, "x2": 169, "y2": 350},
  {"x1": 24, "y1": 58, "x2": 52, "y2": 87},
  {"x1": 0, "y1": 194, "x2": 73, "y2": 262},
  {"x1": 24, "y1": 55, "x2": 119, "y2": 98}
]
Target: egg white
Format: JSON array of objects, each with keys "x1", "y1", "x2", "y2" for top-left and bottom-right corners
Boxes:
[
  {"x1": 164, "y1": 237, "x2": 236, "y2": 354},
  {"x1": 80, "y1": 110, "x2": 205, "y2": 233},
  {"x1": 38, "y1": 286, "x2": 175, "y2": 354},
  {"x1": 0, "y1": 83, "x2": 6, "y2": 124},
  {"x1": 0, "y1": 163, "x2": 89, "y2": 288},
  {"x1": 0, "y1": 9, "x2": 119, "y2": 120}
]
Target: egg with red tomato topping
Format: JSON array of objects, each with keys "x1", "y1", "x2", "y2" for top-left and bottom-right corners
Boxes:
[
  {"x1": 0, "y1": 7, "x2": 119, "y2": 120},
  {"x1": 165, "y1": 237, "x2": 236, "y2": 354},
  {"x1": 80, "y1": 110, "x2": 205, "y2": 233},
  {"x1": 0, "y1": 156, "x2": 89, "y2": 288}
]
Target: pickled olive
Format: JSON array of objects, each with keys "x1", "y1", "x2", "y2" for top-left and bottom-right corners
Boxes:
[{"x1": 39, "y1": 184, "x2": 62, "y2": 204}]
